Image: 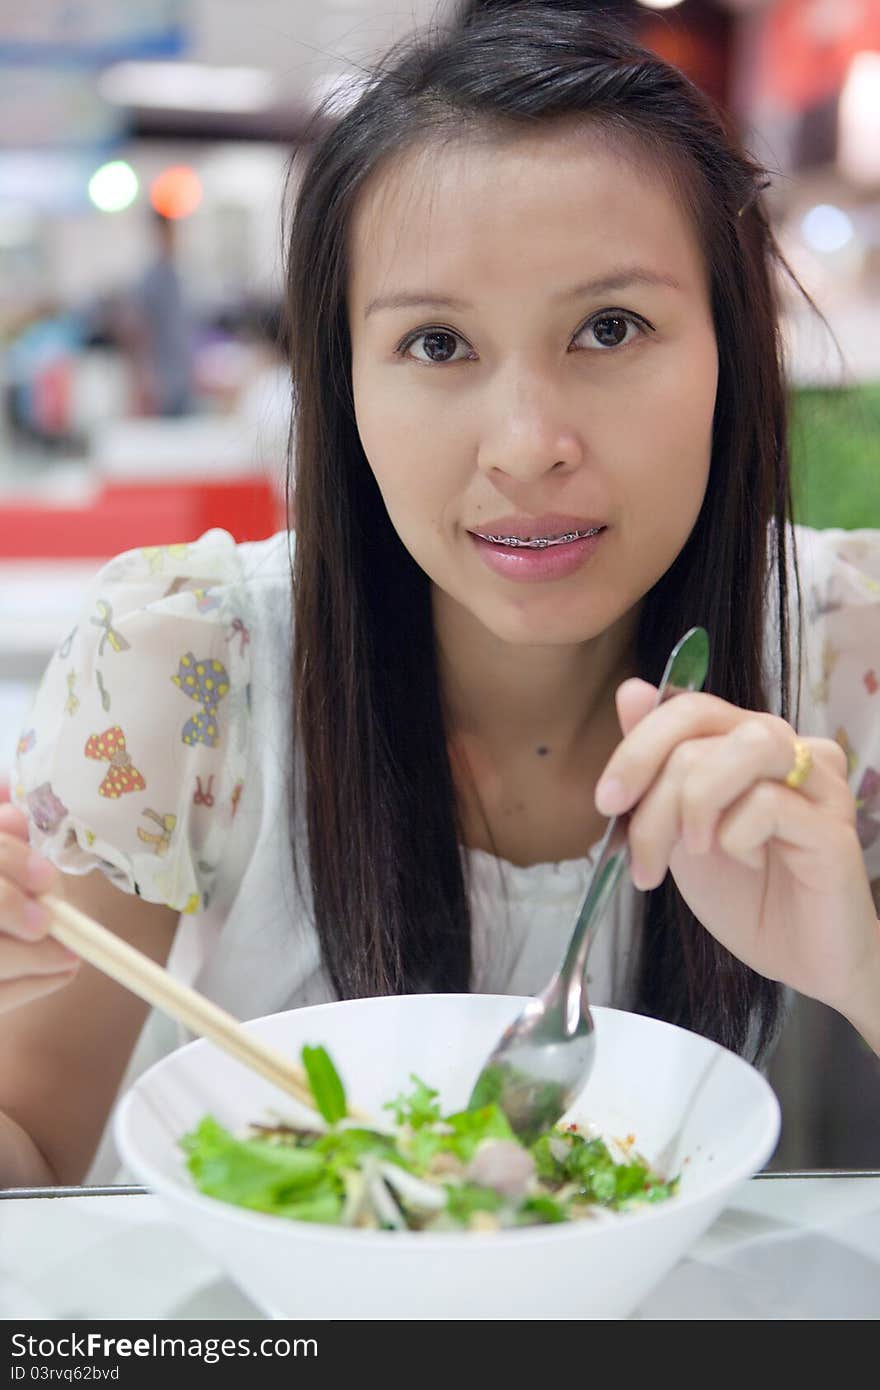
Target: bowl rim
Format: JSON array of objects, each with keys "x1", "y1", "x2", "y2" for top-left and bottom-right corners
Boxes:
[{"x1": 114, "y1": 996, "x2": 782, "y2": 1249}]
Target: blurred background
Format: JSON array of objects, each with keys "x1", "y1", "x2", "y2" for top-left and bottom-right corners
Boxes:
[{"x1": 0, "y1": 0, "x2": 878, "y2": 1172}]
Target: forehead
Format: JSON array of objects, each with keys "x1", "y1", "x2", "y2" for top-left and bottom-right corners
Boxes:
[{"x1": 348, "y1": 123, "x2": 708, "y2": 308}]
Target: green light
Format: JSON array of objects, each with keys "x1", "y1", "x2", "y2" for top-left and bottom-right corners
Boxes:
[{"x1": 88, "y1": 160, "x2": 139, "y2": 213}]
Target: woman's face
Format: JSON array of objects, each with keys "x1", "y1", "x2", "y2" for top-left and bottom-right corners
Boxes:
[{"x1": 348, "y1": 125, "x2": 718, "y2": 648}]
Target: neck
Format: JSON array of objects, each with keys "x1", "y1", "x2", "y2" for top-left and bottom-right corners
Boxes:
[{"x1": 433, "y1": 589, "x2": 640, "y2": 767}]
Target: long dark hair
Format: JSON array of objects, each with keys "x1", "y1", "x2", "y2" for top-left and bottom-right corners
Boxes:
[{"x1": 283, "y1": 0, "x2": 804, "y2": 1061}]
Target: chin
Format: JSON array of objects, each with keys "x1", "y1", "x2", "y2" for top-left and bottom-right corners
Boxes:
[{"x1": 474, "y1": 600, "x2": 608, "y2": 650}]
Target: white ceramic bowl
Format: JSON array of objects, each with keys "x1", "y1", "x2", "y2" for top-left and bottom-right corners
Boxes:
[{"x1": 114, "y1": 994, "x2": 780, "y2": 1320}]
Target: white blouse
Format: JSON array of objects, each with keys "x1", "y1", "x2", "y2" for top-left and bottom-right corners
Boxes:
[{"x1": 12, "y1": 525, "x2": 880, "y2": 1180}]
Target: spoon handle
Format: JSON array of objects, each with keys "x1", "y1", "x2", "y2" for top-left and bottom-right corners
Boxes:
[{"x1": 556, "y1": 627, "x2": 710, "y2": 1006}]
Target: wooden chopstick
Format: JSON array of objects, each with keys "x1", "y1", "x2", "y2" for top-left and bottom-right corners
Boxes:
[{"x1": 43, "y1": 892, "x2": 371, "y2": 1124}]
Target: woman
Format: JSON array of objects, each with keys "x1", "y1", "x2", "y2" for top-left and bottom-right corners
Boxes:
[{"x1": 1, "y1": 0, "x2": 878, "y2": 1187}]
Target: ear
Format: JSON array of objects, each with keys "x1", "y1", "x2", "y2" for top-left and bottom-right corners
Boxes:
[{"x1": 615, "y1": 677, "x2": 659, "y2": 736}]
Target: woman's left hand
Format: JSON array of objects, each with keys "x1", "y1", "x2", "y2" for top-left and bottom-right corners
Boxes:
[{"x1": 596, "y1": 679, "x2": 880, "y2": 1043}]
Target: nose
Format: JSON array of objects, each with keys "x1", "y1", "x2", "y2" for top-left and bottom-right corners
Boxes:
[{"x1": 475, "y1": 362, "x2": 585, "y2": 483}]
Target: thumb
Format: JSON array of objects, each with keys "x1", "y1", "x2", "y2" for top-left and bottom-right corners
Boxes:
[{"x1": 615, "y1": 677, "x2": 658, "y2": 736}]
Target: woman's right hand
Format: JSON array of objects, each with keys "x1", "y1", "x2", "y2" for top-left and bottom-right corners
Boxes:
[{"x1": 0, "y1": 801, "x2": 80, "y2": 1014}]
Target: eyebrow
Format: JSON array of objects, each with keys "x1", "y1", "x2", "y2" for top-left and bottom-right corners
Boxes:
[{"x1": 363, "y1": 267, "x2": 682, "y2": 319}]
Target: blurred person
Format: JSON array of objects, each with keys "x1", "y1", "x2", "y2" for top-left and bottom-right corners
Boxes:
[
  {"x1": 3, "y1": 301, "x2": 83, "y2": 455},
  {"x1": 119, "y1": 211, "x2": 193, "y2": 417},
  {"x1": 0, "y1": 0, "x2": 878, "y2": 1191}
]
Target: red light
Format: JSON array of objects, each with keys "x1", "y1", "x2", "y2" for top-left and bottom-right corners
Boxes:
[{"x1": 149, "y1": 166, "x2": 202, "y2": 219}]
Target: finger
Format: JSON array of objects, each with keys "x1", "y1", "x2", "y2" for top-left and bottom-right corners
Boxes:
[
  {"x1": 716, "y1": 781, "x2": 859, "y2": 890},
  {"x1": 0, "y1": 970, "x2": 79, "y2": 1015},
  {"x1": 677, "y1": 726, "x2": 852, "y2": 855},
  {"x1": 0, "y1": 803, "x2": 30, "y2": 838},
  {"x1": 0, "y1": 935, "x2": 80, "y2": 981},
  {"x1": 597, "y1": 690, "x2": 744, "y2": 815},
  {"x1": 626, "y1": 736, "x2": 725, "y2": 889},
  {"x1": 618, "y1": 724, "x2": 852, "y2": 888},
  {"x1": 0, "y1": 831, "x2": 57, "y2": 890},
  {"x1": 597, "y1": 692, "x2": 836, "y2": 821},
  {"x1": 614, "y1": 678, "x2": 659, "y2": 736},
  {"x1": 0, "y1": 872, "x2": 59, "y2": 943}
]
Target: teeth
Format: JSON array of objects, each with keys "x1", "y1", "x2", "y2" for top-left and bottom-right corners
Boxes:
[{"x1": 480, "y1": 528, "x2": 600, "y2": 549}]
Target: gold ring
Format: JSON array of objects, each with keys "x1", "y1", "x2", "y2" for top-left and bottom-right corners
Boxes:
[{"x1": 784, "y1": 739, "x2": 812, "y2": 790}]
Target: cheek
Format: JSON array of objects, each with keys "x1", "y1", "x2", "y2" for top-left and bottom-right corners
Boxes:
[
  {"x1": 353, "y1": 367, "x2": 409, "y2": 495},
  {"x1": 630, "y1": 336, "x2": 716, "y2": 513},
  {"x1": 353, "y1": 381, "x2": 449, "y2": 545},
  {"x1": 353, "y1": 365, "x2": 469, "y2": 532}
]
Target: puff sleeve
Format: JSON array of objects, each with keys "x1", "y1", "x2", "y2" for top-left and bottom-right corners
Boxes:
[
  {"x1": 794, "y1": 526, "x2": 880, "y2": 891},
  {"x1": 11, "y1": 528, "x2": 252, "y2": 915}
]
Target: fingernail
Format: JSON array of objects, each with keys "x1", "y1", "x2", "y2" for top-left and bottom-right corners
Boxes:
[
  {"x1": 26, "y1": 852, "x2": 55, "y2": 893},
  {"x1": 24, "y1": 899, "x2": 49, "y2": 936},
  {"x1": 595, "y1": 776, "x2": 627, "y2": 815}
]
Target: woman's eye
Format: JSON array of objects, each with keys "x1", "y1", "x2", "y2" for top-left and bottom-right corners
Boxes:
[
  {"x1": 573, "y1": 312, "x2": 646, "y2": 351},
  {"x1": 398, "y1": 329, "x2": 473, "y2": 364},
  {"x1": 396, "y1": 313, "x2": 648, "y2": 362}
]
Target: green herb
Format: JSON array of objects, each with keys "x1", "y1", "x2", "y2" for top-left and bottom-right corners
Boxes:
[
  {"x1": 516, "y1": 1193, "x2": 567, "y2": 1224},
  {"x1": 531, "y1": 1132, "x2": 569, "y2": 1185},
  {"x1": 399, "y1": 1127, "x2": 445, "y2": 1170},
  {"x1": 301, "y1": 1043, "x2": 348, "y2": 1125},
  {"x1": 532, "y1": 1130, "x2": 678, "y2": 1209},
  {"x1": 439, "y1": 1104, "x2": 516, "y2": 1162},
  {"x1": 310, "y1": 1126, "x2": 403, "y2": 1174},
  {"x1": 383, "y1": 1075, "x2": 442, "y2": 1129},
  {"x1": 444, "y1": 1183, "x2": 504, "y2": 1223}
]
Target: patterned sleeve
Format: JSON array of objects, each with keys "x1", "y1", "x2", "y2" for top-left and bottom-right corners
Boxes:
[
  {"x1": 11, "y1": 529, "x2": 252, "y2": 916},
  {"x1": 794, "y1": 526, "x2": 880, "y2": 903}
]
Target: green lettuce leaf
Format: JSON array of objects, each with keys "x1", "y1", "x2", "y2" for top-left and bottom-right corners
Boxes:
[
  {"x1": 180, "y1": 1116, "x2": 329, "y2": 1214},
  {"x1": 268, "y1": 1185, "x2": 345, "y2": 1224}
]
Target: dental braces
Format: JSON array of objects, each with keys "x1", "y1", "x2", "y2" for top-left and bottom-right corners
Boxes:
[{"x1": 479, "y1": 528, "x2": 601, "y2": 549}]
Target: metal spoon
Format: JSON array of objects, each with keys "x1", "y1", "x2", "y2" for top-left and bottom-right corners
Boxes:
[{"x1": 467, "y1": 626, "x2": 710, "y2": 1142}]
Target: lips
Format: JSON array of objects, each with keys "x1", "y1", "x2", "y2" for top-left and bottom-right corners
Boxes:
[{"x1": 469, "y1": 525, "x2": 606, "y2": 582}]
